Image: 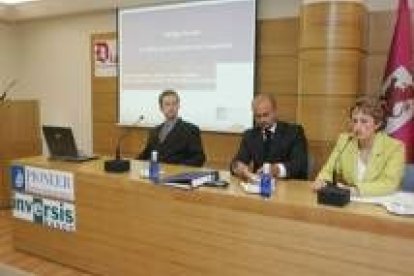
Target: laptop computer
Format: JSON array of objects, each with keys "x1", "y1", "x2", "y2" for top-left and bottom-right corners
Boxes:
[{"x1": 42, "y1": 125, "x2": 97, "y2": 162}]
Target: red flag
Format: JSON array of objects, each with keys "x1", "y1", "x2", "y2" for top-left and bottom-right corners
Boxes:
[{"x1": 382, "y1": 0, "x2": 414, "y2": 163}]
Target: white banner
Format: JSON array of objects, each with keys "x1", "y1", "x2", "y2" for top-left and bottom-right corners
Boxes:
[
  {"x1": 25, "y1": 166, "x2": 74, "y2": 201},
  {"x1": 13, "y1": 192, "x2": 76, "y2": 232}
]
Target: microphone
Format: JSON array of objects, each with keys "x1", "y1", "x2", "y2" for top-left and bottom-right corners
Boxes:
[
  {"x1": 0, "y1": 80, "x2": 17, "y2": 102},
  {"x1": 317, "y1": 134, "x2": 353, "y2": 207},
  {"x1": 331, "y1": 135, "x2": 353, "y2": 187},
  {"x1": 115, "y1": 115, "x2": 144, "y2": 159},
  {"x1": 104, "y1": 116, "x2": 144, "y2": 173}
]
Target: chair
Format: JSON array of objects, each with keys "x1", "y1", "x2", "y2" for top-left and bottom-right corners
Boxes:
[
  {"x1": 401, "y1": 165, "x2": 414, "y2": 191},
  {"x1": 307, "y1": 153, "x2": 315, "y2": 180}
]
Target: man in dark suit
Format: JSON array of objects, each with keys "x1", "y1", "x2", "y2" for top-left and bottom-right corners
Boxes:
[
  {"x1": 137, "y1": 89, "x2": 206, "y2": 167},
  {"x1": 231, "y1": 93, "x2": 308, "y2": 180}
]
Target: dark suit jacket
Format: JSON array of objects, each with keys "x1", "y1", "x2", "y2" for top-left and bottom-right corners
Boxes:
[
  {"x1": 232, "y1": 121, "x2": 308, "y2": 179},
  {"x1": 137, "y1": 119, "x2": 206, "y2": 167}
]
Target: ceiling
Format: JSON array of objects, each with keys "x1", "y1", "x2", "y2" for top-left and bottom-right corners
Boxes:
[{"x1": 0, "y1": 0, "x2": 178, "y2": 22}]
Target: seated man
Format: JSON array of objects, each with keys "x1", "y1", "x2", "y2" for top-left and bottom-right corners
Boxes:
[
  {"x1": 231, "y1": 93, "x2": 308, "y2": 180},
  {"x1": 136, "y1": 89, "x2": 206, "y2": 167}
]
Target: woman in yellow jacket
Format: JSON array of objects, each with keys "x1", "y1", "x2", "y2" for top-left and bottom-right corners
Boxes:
[{"x1": 313, "y1": 96, "x2": 405, "y2": 196}]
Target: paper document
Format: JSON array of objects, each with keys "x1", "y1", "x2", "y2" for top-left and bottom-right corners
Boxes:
[
  {"x1": 240, "y1": 182, "x2": 260, "y2": 194},
  {"x1": 351, "y1": 192, "x2": 414, "y2": 216},
  {"x1": 240, "y1": 181, "x2": 276, "y2": 194}
]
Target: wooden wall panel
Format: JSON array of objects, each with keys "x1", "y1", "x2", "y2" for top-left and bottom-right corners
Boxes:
[
  {"x1": 0, "y1": 160, "x2": 9, "y2": 208},
  {"x1": 300, "y1": 2, "x2": 366, "y2": 50},
  {"x1": 274, "y1": 95, "x2": 298, "y2": 123},
  {"x1": 297, "y1": 96, "x2": 354, "y2": 141},
  {"x1": 364, "y1": 55, "x2": 387, "y2": 94},
  {"x1": 367, "y1": 11, "x2": 395, "y2": 54},
  {"x1": 92, "y1": 77, "x2": 117, "y2": 93},
  {"x1": 299, "y1": 50, "x2": 364, "y2": 95},
  {"x1": 308, "y1": 140, "x2": 335, "y2": 179},
  {"x1": 92, "y1": 91, "x2": 116, "y2": 123},
  {"x1": 201, "y1": 133, "x2": 241, "y2": 169},
  {"x1": 91, "y1": 32, "x2": 118, "y2": 157},
  {"x1": 122, "y1": 130, "x2": 148, "y2": 158},
  {"x1": 256, "y1": 56, "x2": 298, "y2": 94},
  {"x1": 256, "y1": 17, "x2": 299, "y2": 123},
  {"x1": 93, "y1": 122, "x2": 118, "y2": 155},
  {"x1": 93, "y1": 122, "x2": 147, "y2": 157},
  {"x1": 257, "y1": 18, "x2": 298, "y2": 55},
  {"x1": 363, "y1": 11, "x2": 392, "y2": 95}
]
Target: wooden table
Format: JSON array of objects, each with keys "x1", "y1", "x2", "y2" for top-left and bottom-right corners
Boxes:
[{"x1": 12, "y1": 156, "x2": 414, "y2": 275}]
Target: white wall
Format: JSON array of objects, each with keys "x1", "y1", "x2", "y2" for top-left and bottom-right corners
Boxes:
[
  {"x1": 14, "y1": 12, "x2": 115, "y2": 154},
  {"x1": 0, "y1": 22, "x2": 17, "y2": 92},
  {"x1": 366, "y1": 0, "x2": 406, "y2": 11},
  {"x1": 259, "y1": 0, "x2": 300, "y2": 18}
]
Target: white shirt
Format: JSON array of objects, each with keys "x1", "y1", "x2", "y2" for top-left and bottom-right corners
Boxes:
[
  {"x1": 357, "y1": 153, "x2": 367, "y2": 182},
  {"x1": 262, "y1": 123, "x2": 287, "y2": 178}
]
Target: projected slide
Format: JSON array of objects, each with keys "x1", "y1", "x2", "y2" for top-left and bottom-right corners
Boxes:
[{"x1": 119, "y1": 0, "x2": 255, "y2": 132}]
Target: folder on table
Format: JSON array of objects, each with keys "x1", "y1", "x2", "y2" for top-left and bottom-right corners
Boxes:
[{"x1": 161, "y1": 170, "x2": 219, "y2": 188}]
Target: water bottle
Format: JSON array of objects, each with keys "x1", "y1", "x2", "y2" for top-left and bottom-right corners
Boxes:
[
  {"x1": 149, "y1": 150, "x2": 160, "y2": 183},
  {"x1": 260, "y1": 163, "x2": 272, "y2": 198}
]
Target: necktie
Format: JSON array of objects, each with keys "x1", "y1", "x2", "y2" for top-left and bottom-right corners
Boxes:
[
  {"x1": 159, "y1": 122, "x2": 172, "y2": 143},
  {"x1": 263, "y1": 128, "x2": 272, "y2": 162}
]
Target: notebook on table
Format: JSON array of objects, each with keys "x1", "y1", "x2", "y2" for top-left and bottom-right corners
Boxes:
[
  {"x1": 161, "y1": 170, "x2": 220, "y2": 188},
  {"x1": 42, "y1": 125, "x2": 97, "y2": 162}
]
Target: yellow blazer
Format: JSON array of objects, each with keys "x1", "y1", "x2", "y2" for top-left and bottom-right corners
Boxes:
[{"x1": 316, "y1": 132, "x2": 405, "y2": 196}]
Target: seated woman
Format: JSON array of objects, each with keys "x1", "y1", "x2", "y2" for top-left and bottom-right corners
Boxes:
[{"x1": 312, "y1": 96, "x2": 405, "y2": 196}]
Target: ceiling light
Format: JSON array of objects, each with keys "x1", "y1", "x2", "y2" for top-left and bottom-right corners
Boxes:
[{"x1": 0, "y1": 0, "x2": 40, "y2": 5}]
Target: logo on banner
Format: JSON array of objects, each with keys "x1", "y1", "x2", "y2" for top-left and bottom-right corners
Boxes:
[
  {"x1": 11, "y1": 165, "x2": 25, "y2": 191},
  {"x1": 380, "y1": 0, "x2": 414, "y2": 163},
  {"x1": 12, "y1": 166, "x2": 75, "y2": 201},
  {"x1": 382, "y1": 66, "x2": 414, "y2": 134},
  {"x1": 13, "y1": 192, "x2": 76, "y2": 232}
]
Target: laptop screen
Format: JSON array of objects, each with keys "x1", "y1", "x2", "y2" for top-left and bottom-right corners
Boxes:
[{"x1": 42, "y1": 126, "x2": 79, "y2": 158}]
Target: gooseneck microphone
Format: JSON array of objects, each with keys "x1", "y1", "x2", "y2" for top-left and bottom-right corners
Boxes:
[
  {"x1": 317, "y1": 134, "x2": 353, "y2": 207},
  {"x1": 331, "y1": 135, "x2": 353, "y2": 187},
  {"x1": 104, "y1": 116, "x2": 144, "y2": 173}
]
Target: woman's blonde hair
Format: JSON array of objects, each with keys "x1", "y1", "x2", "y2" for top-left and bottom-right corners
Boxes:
[{"x1": 350, "y1": 96, "x2": 386, "y2": 130}]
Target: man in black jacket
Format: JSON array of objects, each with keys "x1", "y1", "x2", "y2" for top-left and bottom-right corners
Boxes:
[
  {"x1": 231, "y1": 93, "x2": 308, "y2": 180},
  {"x1": 137, "y1": 90, "x2": 205, "y2": 167}
]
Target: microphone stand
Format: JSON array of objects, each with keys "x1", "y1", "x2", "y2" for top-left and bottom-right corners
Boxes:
[
  {"x1": 317, "y1": 135, "x2": 353, "y2": 207},
  {"x1": 104, "y1": 116, "x2": 144, "y2": 173},
  {"x1": 332, "y1": 136, "x2": 353, "y2": 185}
]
